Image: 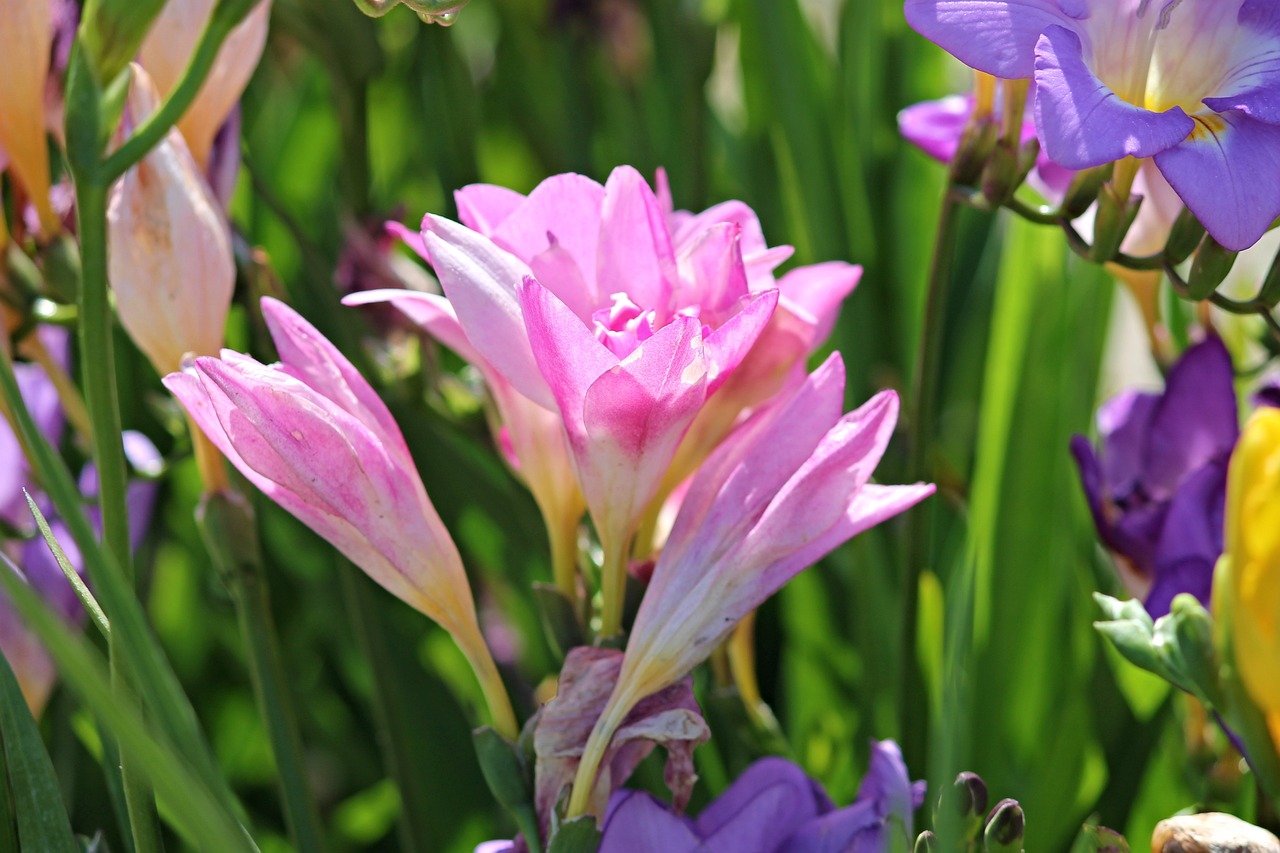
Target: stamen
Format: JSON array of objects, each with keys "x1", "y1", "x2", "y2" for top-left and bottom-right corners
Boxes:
[{"x1": 1156, "y1": 0, "x2": 1185, "y2": 29}]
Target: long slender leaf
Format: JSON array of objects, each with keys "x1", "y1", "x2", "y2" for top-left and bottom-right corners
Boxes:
[
  {"x1": 0, "y1": 651, "x2": 77, "y2": 853},
  {"x1": 0, "y1": 553, "x2": 257, "y2": 852},
  {"x1": 24, "y1": 491, "x2": 110, "y2": 637},
  {"x1": 0, "y1": 342, "x2": 238, "y2": 818}
]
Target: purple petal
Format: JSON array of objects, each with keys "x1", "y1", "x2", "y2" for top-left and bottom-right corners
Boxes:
[
  {"x1": 1033, "y1": 26, "x2": 1194, "y2": 169},
  {"x1": 1153, "y1": 110, "x2": 1280, "y2": 251},
  {"x1": 904, "y1": 0, "x2": 1073, "y2": 78},
  {"x1": 599, "y1": 792, "x2": 702, "y2": 853},
  {"x1": 1145, "y1": 461, "x2": 1227, "y2": 616},
  {"x1": 696, "y1": 757, "x2": 830, "y2": 851},
  {"x1": 1201, "y1": 0, "x2": 1280, "y2": 124},
  {"x1": 1096, "y1": 390, "x2": 1160, "y2": 497},
  {"x1": 1143, "y1": 337, "x2": 1238, "y2": 494}
]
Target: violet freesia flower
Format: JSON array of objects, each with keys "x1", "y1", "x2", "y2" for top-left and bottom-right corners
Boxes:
[
  {"x1": 1070, "y1": 337, "x2": 1238, "y2": 616},
  {"x1": 164, "y1": 297, "x2": 518, "y2": 737},
  {"x1": 481, "y1": 744, "x2": 923, "y2": 853},
  {"x1": 566, "y1": 353, "x2": 934, "y2": 818},
  {"x1": 904, "y1": 0, "x2": 1280, "y2": 251}
]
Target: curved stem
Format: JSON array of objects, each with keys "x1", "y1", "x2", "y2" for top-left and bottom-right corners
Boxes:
[
  {"x1": 565, "y1": 697, "x2": 632, "y2": 820},
  {"x1": 459, "y1": 639, "x2": 519, "y2": 741}
]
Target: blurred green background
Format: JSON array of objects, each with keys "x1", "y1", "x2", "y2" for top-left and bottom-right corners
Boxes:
[{"x1": 44, "y1": 0, "x2": 1251, "y2": 849}]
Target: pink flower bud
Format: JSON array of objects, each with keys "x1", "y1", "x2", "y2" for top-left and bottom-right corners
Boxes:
[
  {"x1": 138, "y1": 0, "x2": 272, "y2": 168},
  {"x1": 107, "y1": 66, "x2": 234, "y2": 376}
]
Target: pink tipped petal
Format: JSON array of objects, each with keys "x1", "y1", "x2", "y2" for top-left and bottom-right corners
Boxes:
[
  {"x1": 904, "y1": 0, "x2": 1073, "y2": 78},
  {"x1": 518, "y1": 276, "x2": 618, "y2": 439},
  {"x1": 455, "y1": 183, "x2": 527, "y2": 234},
  {"x1": 387, "y1": 220, "x2": 431, "y2": 262},
  {"x1": 775, "y1": 262, "x2": 861, "y2": 345},
  {"x1": 260, "y1": 298, "x2": 408, "y2": 458},
  {"x1": 1033, "y1": 26, "x2": 1194, "y2": 169},
  {"x1": 580, "y1": 316, "x2": 709, "y2": 534},
  {"x1": 898, "y1": 95, "x2": 973, "y2": 163},
  {"x1": 423, "y1": 217, "x2": 554, "y2": 408},
  {"x1": 747, "y1": 391, "x2": 902, "y2": 559},
  {"x1": 343, "y1": 289, "x2": 485, "y2": 367},
  {"x1": 670, "y1": 199, "x2": 769, "y2": 260},
  {"x1": 597, "y1": 166, "x2": 678, "y2": 313},
  {"x1": 675, "y1": 222, "x2": 749, "y2": 316},
  {"x1": 1154, "y1": 111, "x2": 1280, "y2": 251},
  {"x1": 529, "y1": 235, "x2": 598, "y2": 322},
  {"x1": 702, "y1": 289, "x2": 779, "y2": 394}
]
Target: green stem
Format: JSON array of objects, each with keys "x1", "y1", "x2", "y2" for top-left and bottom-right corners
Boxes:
[
  {"x1": 902, "y1": 186, "x2": 963, "y2": 772},
  {"x1": 100, "y1": 13, "x2": 237, "y2": 183},
  {"x1": 340, "y1": 564, "x2": 436, "y2": 853},
  {"x1": 198, "y1": 493, "x2": 328, "y2": 853},
  {"x1": 75, "y1": 173, "x2": 165, "y2": 853}
]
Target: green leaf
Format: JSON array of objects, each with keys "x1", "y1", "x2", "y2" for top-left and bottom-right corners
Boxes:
[
  {"x1": 23, "y1": 491, "x2": 110, "y2": 637},
  {"x1": 472, "y1": 727, "x2": 532, "y2": 811},
  {"x1": 0, "y1": 652, "x2": 77, "y2": 853},
  {"x1": 0, "y1": 553, "x2": 258, "y2": 852},
  {"x1": 547, "y1": 816, "x2": 602, "y2": 853}
]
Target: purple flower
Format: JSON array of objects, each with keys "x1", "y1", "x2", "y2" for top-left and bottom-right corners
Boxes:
[
  {"x1": 904, "y1": 0, "x2": 1280, "y2": 251},
  {"x1": 1070, "y1": 337, "x2": 1238, "y2": 616},
  {"x1": 479, "y1": 741, "x2": 924, "y2": 853}
]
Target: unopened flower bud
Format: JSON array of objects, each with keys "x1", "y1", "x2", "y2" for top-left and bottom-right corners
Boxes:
[
  {"x1": 107, "y1": 66, "x2": 234, "y2": 376},
  {"x1": 980, "y1": 138, "x2": 1023, "y2": 207},
  {"x1": 984, "y1": 799, "x2": 1025, "y2": 852},
  {"x1": 1186, "y1": 235, "x2": 1238, "y2": 301},
  {"x1": 951, "y1": 116, "x2": 998, "y2": 187},
  {"x1": 1060, "y1": 165, "x2": 1111, "y2": 221},
  {"x1": 914, "y1": 830, "x2": 939, "y2": 853},
  {"x1": 1163, "y1": 207, "x2": 1206, "y2": 267},
  {"x1": 1169, "y1": 593, "x2": 1220, "y2": 704},
  {"x1": 139, "y1": 0, "x2": 272, "y2": 168},
  {"x1": 1091, "y1": 184, "x2": 1142, "y2": 263},
  {"x1": 79, "y1": 0, "x2": 168, "y2": 83},
  {"x1": 0, "y1": 0, "x2": 59, "y2": 237}
]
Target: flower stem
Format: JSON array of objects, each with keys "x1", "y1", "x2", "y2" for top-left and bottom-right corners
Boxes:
[
  {"x1": 598, "y1": 534, "x2": 630, "y2": 640},
  {"x1": 74, "y1": 169, "x2": 168, "y2": 853},
  {"x1": 548, "y1": 513, "x2": 580, "y2": 601},
  {"x1": 902, "y1": 185, "x2": 963, "y2": 770},
  {"x1": 459, "y1": 637, "x2": 519, "y2": 741},
  {"x1": 198, "y1": 490, "x2": 328, "y2": 853}
]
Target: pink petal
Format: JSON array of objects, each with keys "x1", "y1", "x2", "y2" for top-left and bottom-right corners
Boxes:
[
  {"x1": 343, "y1": 289, "x2": 485, "y2": 367},
  {"x1": 702, "y1": 289, "x2": 779, "y2": 395},
  {"x1": 597, "y1": 166, "x2": 677, "y2": 316},
  {"x1": 422, "y1": 216, "x2": 555, "y2": 408},
  {"x1": 675, "y1": 222, "x2": 750, "y2": 318},
  {"x1": 455, "y1": 183, "x2": 527, "y2": 234},
  {"x1": 775, "y1": 261, "x2": 861, "y2": 346}
]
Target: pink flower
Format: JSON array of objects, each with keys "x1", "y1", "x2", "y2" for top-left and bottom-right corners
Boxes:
[
  {"x1": 566, "y1": 353, "x2": 934, "y2": 817},
  {"x1": 347, "y1": 166, "x2": 861, "y2": 632},
  {"x1": 0, "y1": 0, "x2": 57, "y2": 236},
  {"x1": 164, "y1": 297, "x2": 517, "y2": 737}
]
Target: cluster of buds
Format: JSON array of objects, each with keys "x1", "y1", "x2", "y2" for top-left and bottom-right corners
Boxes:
[{"x1": 915, "y1": 772, "x2": 1026, "y2": 853}]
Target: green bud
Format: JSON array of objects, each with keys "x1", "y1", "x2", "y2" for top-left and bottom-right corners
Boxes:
[
  {"x1": 1163, "y1": 207, "x2": 1206, "y2": 267},
  {"x1": 914, "y1": 831, "x2": 939, "y2": 853},
  {"x1": 980, "y1": 139, "x2": 1023, "y2": 207},
  {"x1": 1185, "y1": 235, "x2": 1238, "y2": 301},
  {"x1": 951, "y1": 118, "x2": 999, "y2": 188},
  {"x1": 1091, "y1": 185, "x2": 1141, "y2": 264},
  {"x1": 79, "y1": 0, "x2": 167, "y2": 83},
  {"x1": 1258, "y1": 240, "x2": 1280, "y2": 308},
  {"x1": 39, "y1": 234, "x2": 81, "y2": 304},
  {"x1": 984, "y1": 799, "x2": 1025, "y2": 853},
  {"x1": 548, "y1": 816, "x2": 602, "y2": 853},
  {"x1": 1169, "y1": 593, "x2": 1222, "y2": 706},
  {"x1": 938, "y1": 771, "x2": 989, "y2": 841},
  {"x1": 472, "y1": 727, "x2": 533, "y2": 811},
  {"x1": 1060, "y1": 165, "x2": 1111, "y2": 220},
  {"x1": 3, "y1": 245, "x2": 43, "y2": 305},
  {"x1": 195, "y1": 490, "x2": 261, "y2": 591}
]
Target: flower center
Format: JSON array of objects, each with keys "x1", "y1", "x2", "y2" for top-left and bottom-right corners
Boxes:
[{"x1": 593, "y1": 292, "x2": 656, "y2": 357}]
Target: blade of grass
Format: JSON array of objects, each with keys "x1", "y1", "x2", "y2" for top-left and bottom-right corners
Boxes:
[
  {"x1": 24, "y1": 492, "x2": 110, "y2": 637},
  {"x1": 0, "y1": 651, "x2": 78, "y2": 853}
]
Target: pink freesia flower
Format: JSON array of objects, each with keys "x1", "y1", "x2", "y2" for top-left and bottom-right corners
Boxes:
[
  {"x1": 566, "y1": 353, "x2": 935, "y2": 818},
  {"x1": 164, "y1": 297, "x2": 517, "y2": 737},
  {"x1": 349, "y1": 166, "x2": 789, "y2": 635},
  {"x1": 0, "y1": 0, "x2": 57, "y2": 236}
]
